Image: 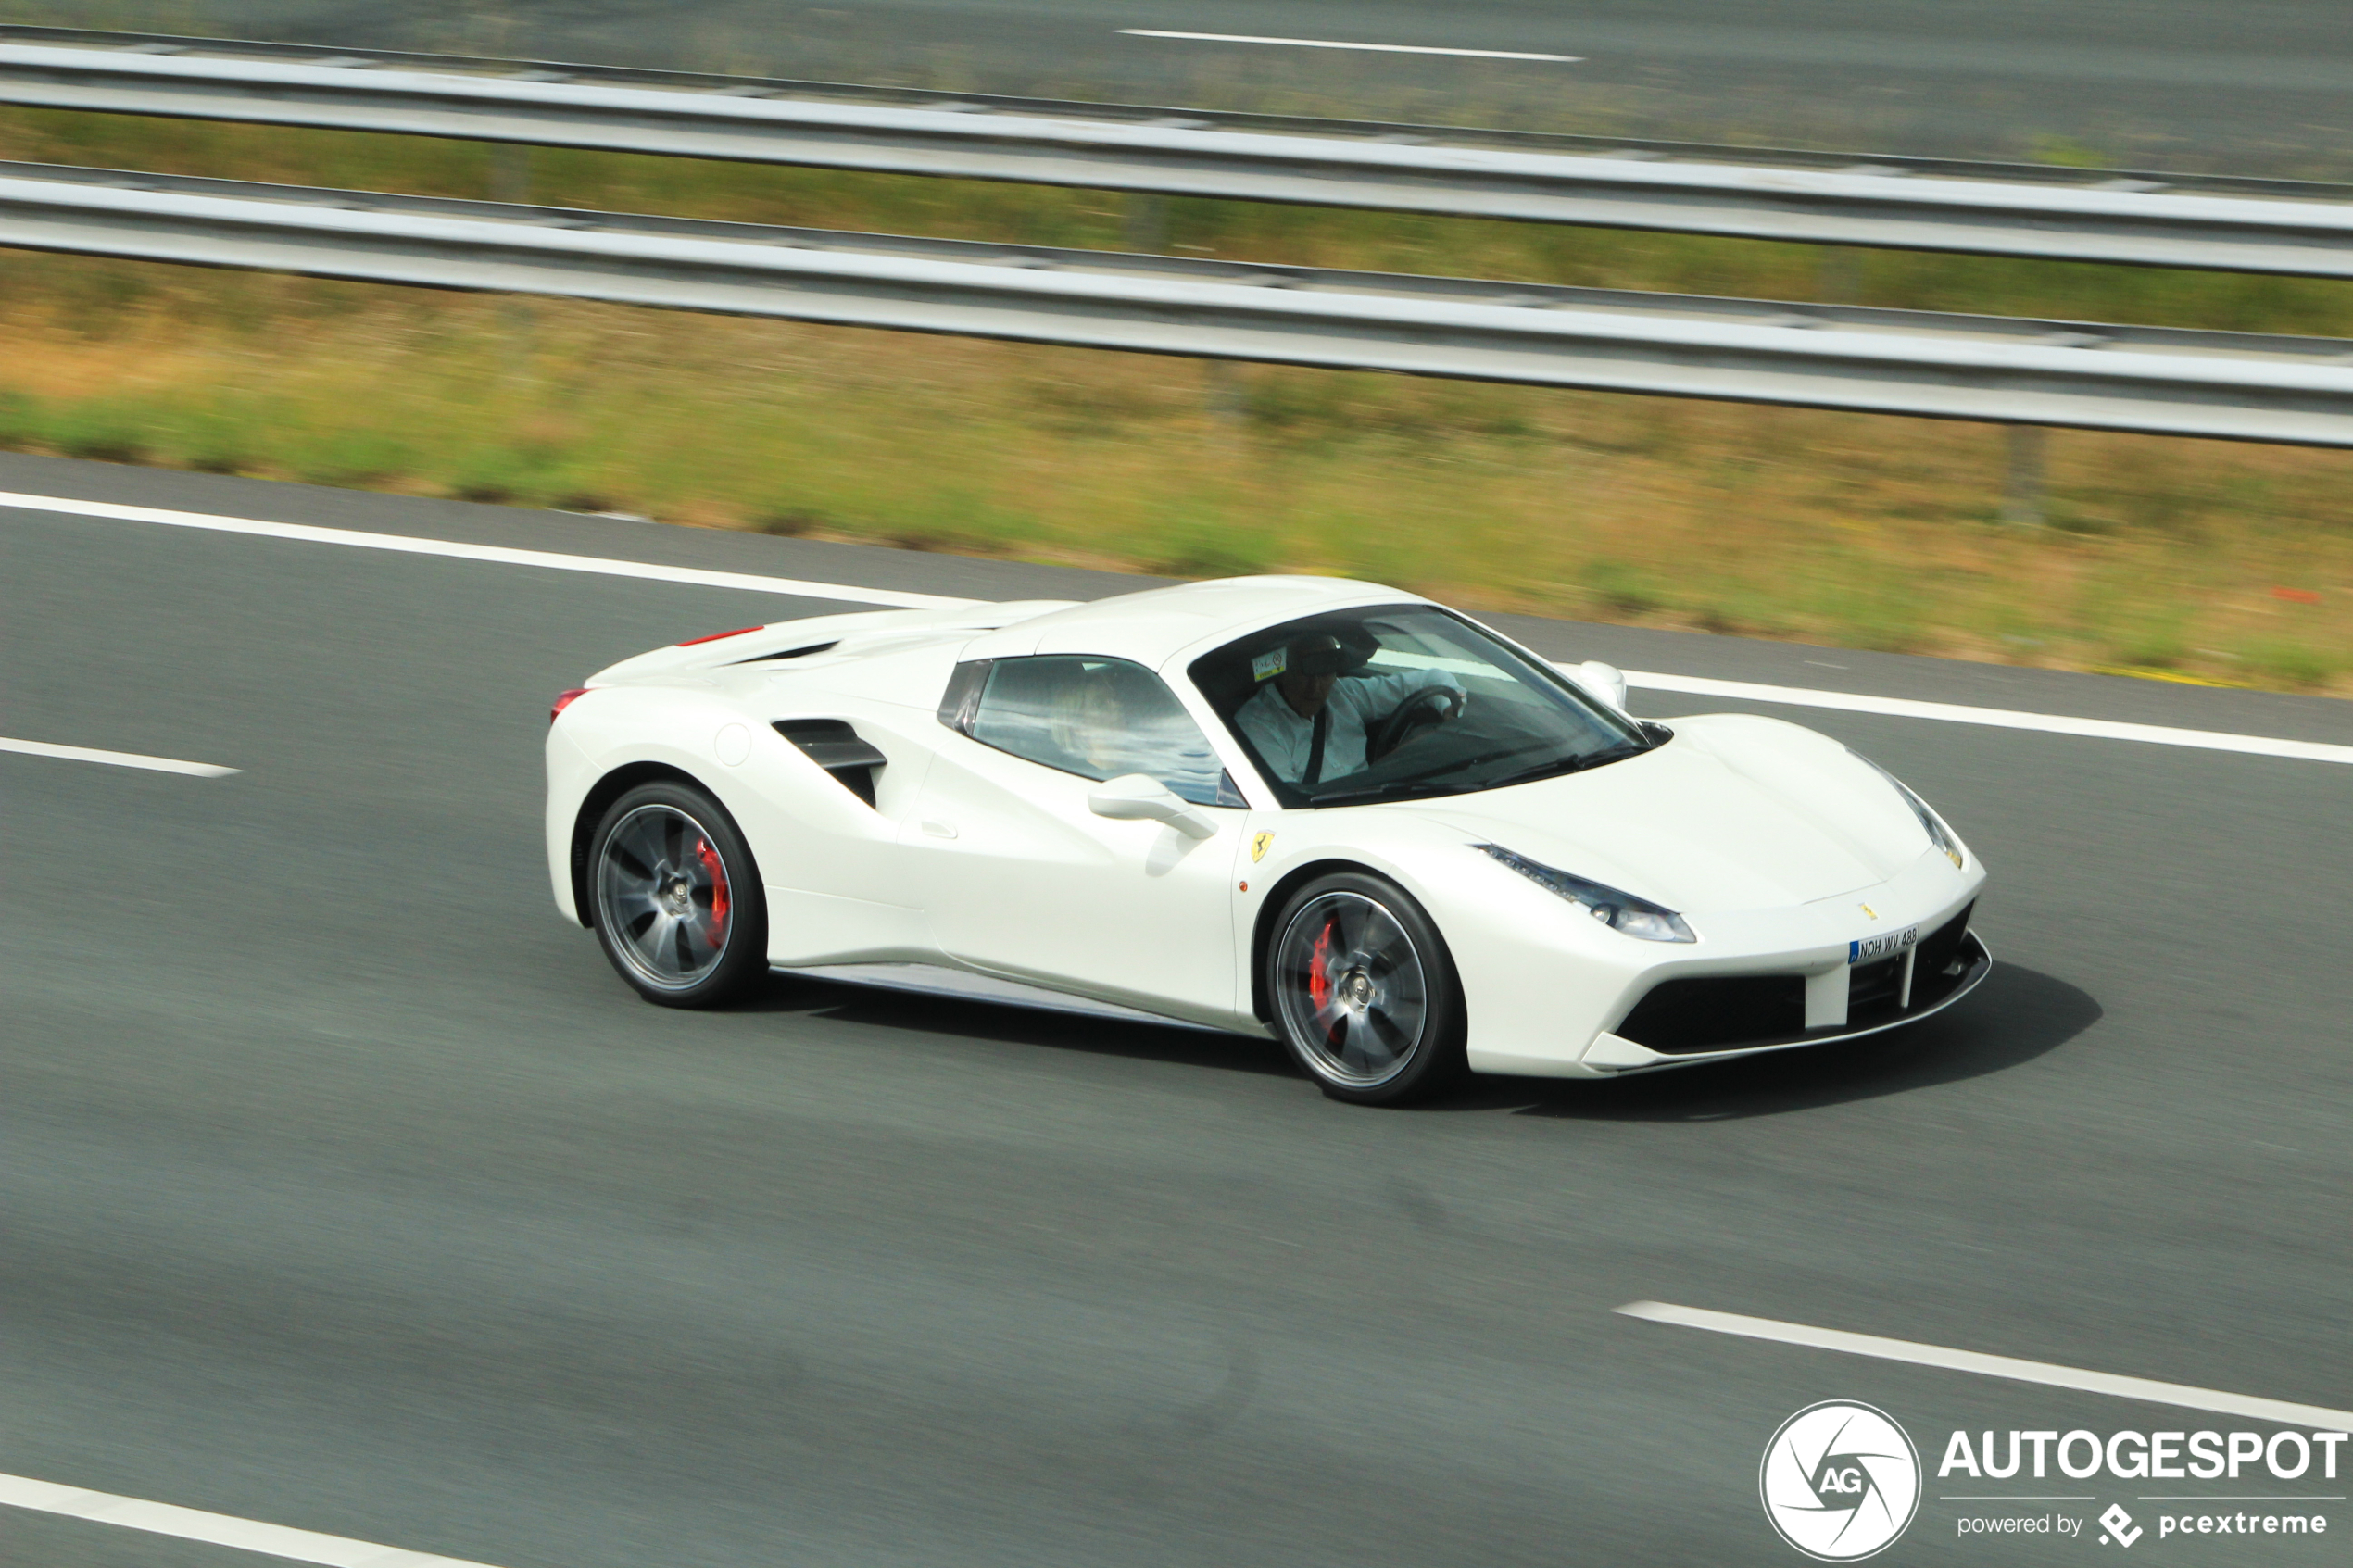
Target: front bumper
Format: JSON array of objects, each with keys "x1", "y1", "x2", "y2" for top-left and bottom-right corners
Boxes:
[
  {"x1": 1580, "y1": 921, "x2": 1991, "y2": 1073},
  {"x1": 1454, "y1": 845, "x2": 1988, "y2": 1079}
]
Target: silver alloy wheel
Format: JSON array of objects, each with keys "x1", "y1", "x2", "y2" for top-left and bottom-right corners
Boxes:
[
  {"x1": 595, "y1": 802, "x2": 736, "y2": 991},
  {"x1": 1273, "y1": 891, "x2": 1430, "y2": 1088}
]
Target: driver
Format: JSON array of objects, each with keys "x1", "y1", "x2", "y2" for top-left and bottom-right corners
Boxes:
[{"x1": 1235, "y1": 633, "x2": 1462, "y2": 786}]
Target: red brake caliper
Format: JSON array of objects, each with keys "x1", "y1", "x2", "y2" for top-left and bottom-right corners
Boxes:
[
  {"x1": 1307, "y1": 921, "x2": 1345, "y2": 1045},
  {"x1": 1307, "y1": 922, "x2": 1334, "y2": 1010},
  {"x1": 695, "y1": 837, "x2": 730, "y2": 948}
]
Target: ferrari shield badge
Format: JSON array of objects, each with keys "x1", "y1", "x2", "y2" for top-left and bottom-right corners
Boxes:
[{"x1": 1252, "y1": 832, "x2": 1275, "y2": 862}]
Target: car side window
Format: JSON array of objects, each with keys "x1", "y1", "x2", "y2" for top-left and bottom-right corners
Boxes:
[{"x1": 950, "y1": 656, "x2": 1243, "y2": 807}]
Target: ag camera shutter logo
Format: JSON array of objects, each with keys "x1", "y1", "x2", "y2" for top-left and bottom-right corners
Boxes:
[{"x1": 1760, "y1": 1401, "x2": 1922, "y2": 1561}]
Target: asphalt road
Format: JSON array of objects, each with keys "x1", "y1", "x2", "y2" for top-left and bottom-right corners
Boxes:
[
  {"x1": 23, "y1": 1, "x2": 2353, "y2": 173},
  {"x1": 3, "y1": 454, "x2": 2350, "y2": 1568}
]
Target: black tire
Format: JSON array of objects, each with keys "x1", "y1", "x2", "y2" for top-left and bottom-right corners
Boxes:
[
  {"x1": 1265, "y1": 871, "x2": 1466, "y2": 1106},
  {"x1": 586, "y1": 779, "x2": 769, "y2": 1008}
]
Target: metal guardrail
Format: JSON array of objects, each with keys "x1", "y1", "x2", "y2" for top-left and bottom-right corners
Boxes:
[
  {"x1": 2, "y1": 26, "x2": 2336, "y2": 198},
  {"x1": 4, "y1": 162, "x2": 2349, "y2": 446},
  {"x1": 3, "y1": 28, "x2": 2351, "y2": 278}
]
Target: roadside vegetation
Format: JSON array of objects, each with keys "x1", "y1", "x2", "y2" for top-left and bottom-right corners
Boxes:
[{"x1": 0, "y1": 105, "x2": 2347, "y2": 692}]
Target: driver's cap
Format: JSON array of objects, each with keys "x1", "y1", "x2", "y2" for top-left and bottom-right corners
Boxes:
[{"x1": 1290, "y1": 633, "x2": 1351, "y2": 676}]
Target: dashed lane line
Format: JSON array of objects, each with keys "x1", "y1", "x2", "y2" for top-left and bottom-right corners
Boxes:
[
  {"x1": 0, "y1": 489, "x2": 968, "y2": 611},
  {"x1": 1617, "y1": 1301, "x2": 2353, "y2": 1432},
  {"x1": 1, "y1": 736, "x2": 239, "y2": 776},
  {"x1": 1115, "y1": 31, "x2": 1579, "y2": 61},
  {"x1": 1629, "y1": 672, "x2": 2353, "y2": 766},
  {"x1": 0, "y1": 1471, "x2": 507, "y2": 1568},
  {"x1": 9, "y1": 488, "x2": 2349, "y2": 766}
]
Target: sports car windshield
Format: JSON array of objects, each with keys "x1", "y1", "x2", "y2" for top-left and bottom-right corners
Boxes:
[{"x1": 1190, "y1": 605, "x2": 1658, "y2": 808}]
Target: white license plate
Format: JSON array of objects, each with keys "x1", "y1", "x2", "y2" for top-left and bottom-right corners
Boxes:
[{"x1": 1850, "y1": 926, "x2": 1918, "y2": 965}]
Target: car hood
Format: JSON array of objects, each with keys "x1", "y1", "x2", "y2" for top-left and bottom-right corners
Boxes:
[{"x1": 1404, "y1": 714, "x2": 1931, "y2": 914}]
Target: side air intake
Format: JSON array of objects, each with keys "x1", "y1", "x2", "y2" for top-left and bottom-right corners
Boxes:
[{"x1": 773, "y1": 719, "x2": 887, "y2": 808}]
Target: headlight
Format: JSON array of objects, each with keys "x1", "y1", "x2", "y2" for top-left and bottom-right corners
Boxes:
[
  {"x1": 1850, "y1": 751, "x2": 1965, "y2": 869},
  {"x1": 1476, "y1": 843, "x2": 1695, "y2": 943}
]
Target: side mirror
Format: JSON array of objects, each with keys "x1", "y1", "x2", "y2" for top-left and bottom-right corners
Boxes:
[
  {"x1": 1088, "y1": 773, "x2": 1218, "y2": 840},
  {"x1": 1571, "y1": 659, "x2": 1630, "y2": 711}
]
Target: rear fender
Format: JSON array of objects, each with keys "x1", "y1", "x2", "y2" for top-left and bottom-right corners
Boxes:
[{"x1": 551, "y1": 684, "x2": 936, "y2": 939}]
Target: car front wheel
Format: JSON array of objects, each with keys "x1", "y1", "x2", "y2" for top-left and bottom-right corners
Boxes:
[
  {"x1": 1266, "y1": 872, "x2": 1466, "y2": 1105},
  {"x1": 588, "y1": 780, "x2": 769, "y2": 1008}
]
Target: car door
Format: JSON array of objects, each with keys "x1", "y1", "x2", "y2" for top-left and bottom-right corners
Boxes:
[{"x1": 903, "y1": 654, "x2": 1248, "y2": 1026}]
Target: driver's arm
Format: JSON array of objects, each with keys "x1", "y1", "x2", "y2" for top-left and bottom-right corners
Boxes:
[
  {"x1": 1327, "y1": 669, "x2": 1466, "y2": 763},
  {"x1": 1353, "y1": 667, "x2": 1465, "y2": 710}
]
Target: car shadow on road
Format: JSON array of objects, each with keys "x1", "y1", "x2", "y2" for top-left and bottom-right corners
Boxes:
[
  {"x1": 1487, "y1": 961, "x2": 2100, "y2": 1122},
  {"x1": 732, "y1": 961, "x2": 2097, "y2": 1116}
]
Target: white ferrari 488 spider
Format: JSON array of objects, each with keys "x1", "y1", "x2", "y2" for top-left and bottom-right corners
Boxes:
[{"x1": 546, "y1": 577, "x2": 1988, "y2": 1104}]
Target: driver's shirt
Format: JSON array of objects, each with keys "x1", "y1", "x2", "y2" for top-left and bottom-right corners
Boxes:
[{"x1": 1235, "y1": 671, "x2": 1460, "y2": 784}]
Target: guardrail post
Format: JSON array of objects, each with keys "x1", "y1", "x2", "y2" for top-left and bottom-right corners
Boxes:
[
  {"x1": 489, "y1": 144, "x2": 532, "y2": 205},
  {"x1": 2001, "y1": 424, "x2": 2046, "y2": 525},
  {"x1": 489, "y1": 144, "x2": 536, "y2": 381},
  {"x1": 1818, "y1": 246, "x2": 1861, "y2": 304},
  {"x1": 1123, "y1": 193, "x2": 1169, "y2": 254},
  {"x1": 1204, "y1": 358, "x2": 1247, "y2": 441}
]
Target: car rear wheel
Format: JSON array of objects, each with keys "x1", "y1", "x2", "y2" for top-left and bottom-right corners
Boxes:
[
  {"x1": 588, "y1": 780, "x2": 768, "y2": 1008},
  {"x1": 1266, "y1": 872, "x2": 1466, "y2": 1105}
]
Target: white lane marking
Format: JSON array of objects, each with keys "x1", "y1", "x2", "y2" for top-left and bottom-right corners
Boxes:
[
  {"x1": 1117, "y1": 29, "x2": 1579, "y2": 61},
  {"x1": 0, "y1": 1470, "x2": 508, "y2": 1568},
  {"x1": 1, "y1": 736, "x2": 239, "y2": 777},
  {"x1": 1617, "y1": 1301, "x2": 2353, "y2": 1432},
  {"x1": 0, "y1": 490, "x2": 968, "y2": 611},
  {"x1": 1627, "y1": 671, "x2": 2353, "y2": 766},
  {"x1": 10, "y1": 488, "x2": 2347, "y2": 766}
]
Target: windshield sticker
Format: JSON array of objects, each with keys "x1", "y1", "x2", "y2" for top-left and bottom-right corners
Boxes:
[{"x1": 1252, "y1": 649, "x2": 1287, "y2": 682}]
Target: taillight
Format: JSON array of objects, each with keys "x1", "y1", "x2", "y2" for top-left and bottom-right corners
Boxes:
[
  {"x1": 677, "y1": 624, "x2": 762, "y2": 647},
  {"x1": 550, "y1": 688, "x2": 590, "y2": 723}
]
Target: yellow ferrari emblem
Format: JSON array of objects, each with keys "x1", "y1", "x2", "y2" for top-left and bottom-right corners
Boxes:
[
  {"x1": 1252, "y1": 832, "x2": 1275, "y2": 863},
  {"x1": 1859, "y1": 903, "x2": 1878, "y2": 920}
]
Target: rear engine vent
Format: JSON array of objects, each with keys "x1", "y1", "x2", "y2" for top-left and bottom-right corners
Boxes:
[
  {"x1": 774, "y1": 719, "x2": 887, "y2": 808},
  {"x1": 744, "y1": 640, "x2": 839, "y2": 662},
  {"x1": 1616, "y1": 973, "x2": 1806, "y2": 1055}
]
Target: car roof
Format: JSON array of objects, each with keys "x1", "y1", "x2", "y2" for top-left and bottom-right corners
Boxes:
[{"x1": 964, "y1": 575, "x2": 1420, "y2": 666}]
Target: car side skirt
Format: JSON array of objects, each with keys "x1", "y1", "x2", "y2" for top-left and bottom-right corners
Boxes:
[{"x1": 774, "y1": 961, "x2": 1267, "y2": 1037}]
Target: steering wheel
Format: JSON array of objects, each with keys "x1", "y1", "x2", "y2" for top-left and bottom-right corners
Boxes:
[{"x1": 1368, "y1": 686, "x2": 1465, "y2": 761}]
